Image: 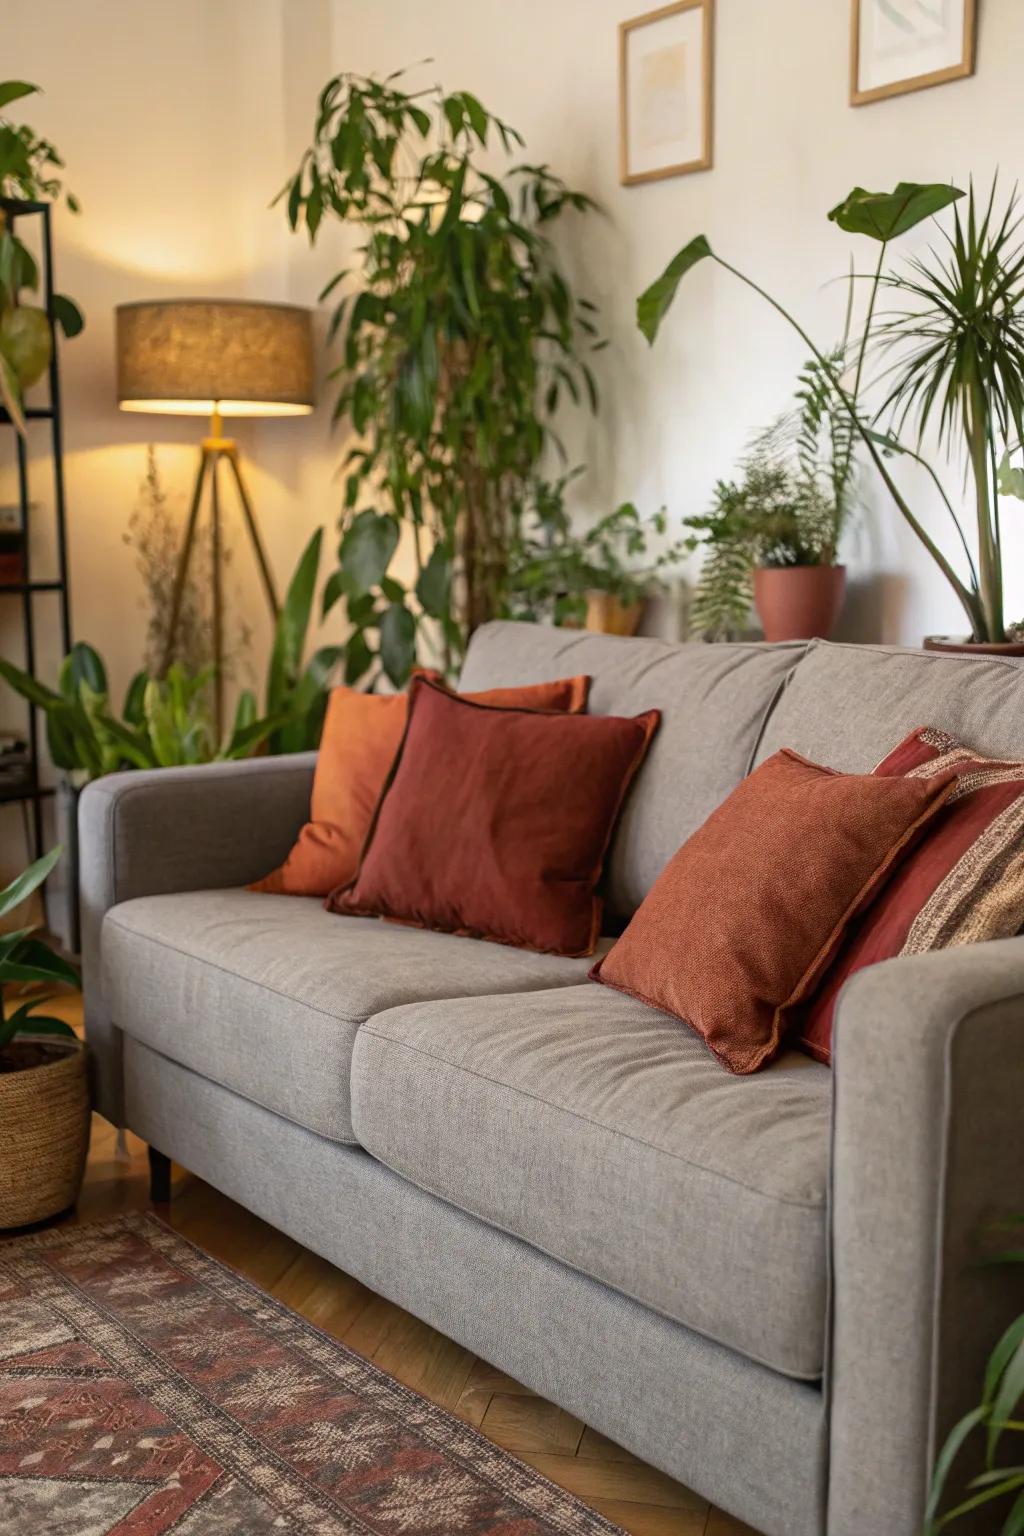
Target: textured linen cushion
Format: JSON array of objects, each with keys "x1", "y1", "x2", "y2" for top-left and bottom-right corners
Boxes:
[
  {"x1": 800, "y1": 726, "x2": 1024, "y2": 1064},
  {"x1": 350, "y1": 984, "x2": 831, "y2": 1379},
  {"x1": 330, "y1": 676, "x2": 659, "y2": 957},
  {"x1": 253, "y1": 672, "x2": 589, "y2": 897},
  {"x1": 102, "y1": 888, "x2": 602, "y2": 1143},
  {"x1": 591, "y1": 749, "x2": 956, "y2": 1073}
]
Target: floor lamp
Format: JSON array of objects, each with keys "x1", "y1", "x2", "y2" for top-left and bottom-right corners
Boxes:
[{"x1": 115, "y1": 299, "x2": 315, "y2": 734}]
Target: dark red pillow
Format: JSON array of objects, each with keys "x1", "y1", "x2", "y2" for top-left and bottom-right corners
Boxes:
[
  {"x1": 328, "y1": 676, "x2": 659, "y2": 957},
  {"x1": 799, "y1": 726, "x2": 1024, "y2": 1064}
]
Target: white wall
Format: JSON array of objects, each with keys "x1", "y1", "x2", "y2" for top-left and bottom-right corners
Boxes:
[{"x1": 3, "y1": 0, "x2": 1023, "y2": 881}]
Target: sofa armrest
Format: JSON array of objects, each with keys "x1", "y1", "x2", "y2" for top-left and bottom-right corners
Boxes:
[
  {"x1": 827, "y1": 940, "x2": 1024, "y2": 1536},
  {"x1": 80, "y1": 753, "x2": 316, "y2": 1126}
]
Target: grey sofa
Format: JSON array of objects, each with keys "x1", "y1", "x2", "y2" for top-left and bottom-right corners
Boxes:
[{"x1": 81, "y1": 622, "x2": 1024, "y2": 1536}]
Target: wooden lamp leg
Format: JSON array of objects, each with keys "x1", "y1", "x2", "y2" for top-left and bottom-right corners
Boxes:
[{"x1": 148, "y1": 1146, "x2": 172, "y2": 1205}]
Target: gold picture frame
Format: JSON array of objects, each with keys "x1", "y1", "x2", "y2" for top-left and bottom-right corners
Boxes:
[
  {"x1": 619, "y1": 0, "x2": 714, "y2": 186},
  {"x1": 850, "y1": 0, "x2": 977, "y2": 107}
]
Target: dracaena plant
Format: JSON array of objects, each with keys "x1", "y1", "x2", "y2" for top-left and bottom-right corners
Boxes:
[
  {"x1": 280, "y1": 70, "x2": 602, "y2": 687},
  {"x1": 0, "y1": 80, "x2": 84, "y2": 433},
  {"x1": 638, "y1": 180, "x2": 1024, "y2": 646},
  {"x1": 0, "y1": 846, "x2": 79, "y2": 1054}
]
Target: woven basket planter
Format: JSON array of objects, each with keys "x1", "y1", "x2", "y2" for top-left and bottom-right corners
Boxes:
[{"x1": 0, "y1": 1040, "x2": 90, "y2": 1229}]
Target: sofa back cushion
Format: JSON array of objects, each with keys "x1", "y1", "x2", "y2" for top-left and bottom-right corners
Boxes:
[
  {"x1": 458, "y1": 622, "x2": 805, "y2": 915},
  {"x1": 756, "y1": 640, "x2": 1024, "y2": 771}
]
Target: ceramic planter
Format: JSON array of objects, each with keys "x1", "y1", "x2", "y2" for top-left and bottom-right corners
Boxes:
[
  {"x1": 753, "y1": 565, "x2": 846, "y2": 643},
  {"x1": 923, "y1": 636, "x2": 1024, "y2": 658},
  {"x1": 0, "y1": 1038, "x2": 90, "y2": 1228}
]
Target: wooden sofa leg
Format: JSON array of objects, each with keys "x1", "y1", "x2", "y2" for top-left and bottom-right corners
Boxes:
[{"x1": 148, "y1": 1147, "x2": 172, "y2": 1205}]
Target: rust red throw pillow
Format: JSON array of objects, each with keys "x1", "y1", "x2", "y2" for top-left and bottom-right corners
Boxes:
[
  {"x1": 328, "y1": 676, "x2": 659, "y2": 957},
  {"x1": 590, "y1": 749, "x2": 955, "y2": 1074},
  {"x1": 799, "y1": 726, "x2": 1024, "y2": 1065},
  {"x1": 252, "y1": 672, "x2": 590, "y2": 898}
]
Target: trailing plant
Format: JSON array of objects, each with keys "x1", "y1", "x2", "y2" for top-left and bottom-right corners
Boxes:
[
  {"x1": 685, "y1": 356, "x2": 856, "y2": 639},
  {"x1": 0, "y1": 846, "x2": 79, "y2": 1056},
  {"x1": 281, "y1": 69, "x2": 602, "y2": 687},
  {"x1": 637, "y1": 180, "x2": 1024, "y2": 645},
  {"x1": 504, "y1": 474, "x2": 685, "y2": 626},
  {"x1": 926, "y1": 1223, "x2": 1024, "y2": 1533},
  {"x1": 0, "y1": 644, "x2": 279, "y2": 780},
  {"x1": 0, "y1": 80, "x2": 83, "y2": 432}
]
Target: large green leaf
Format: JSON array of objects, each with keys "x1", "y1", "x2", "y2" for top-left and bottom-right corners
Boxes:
[
  {"x1": 339, "y1": 510, "x2": 400, "y2": 595},
  {"x1": 69, "y1": 641, "x2": 107, "y2": 697},
  {"x1": 267, "y1": 528, "x2": 322, "y2": 712},
  {"x1": 0, "y1": 846, "x2": 62, "y2": 921},
  {"x1": 637, "y1": 236, "x2": 713, "y2": 344},
  {"x1": 379, "y1": 603, "x2": 417, "y2": 688},
  {"x1": 52, "y1": 293, "x2": 84, "y2": 339},
  {"x1": 415, "y1": 544, "x2": 451, "y2": 618},
  {"x1": 344, "y1": 629, "x2": 374, "y2": 686},
  {"x1": 0, "y1": 81, "x2": 39, "y2": 110},
  {"x1": 1, "y1": 936, "x2": 79, "y2": 989},
  {"x1": 827, "y1": 182, "x2": 964, "y2": 242}
]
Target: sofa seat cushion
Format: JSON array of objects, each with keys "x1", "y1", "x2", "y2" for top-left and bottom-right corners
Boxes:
[
  {"x1": 351, "y1": 984, "x2": 831, "y2": 1379},
  {"x1": 102, "y1": 889, "x2": 601, "y2": 1144}
]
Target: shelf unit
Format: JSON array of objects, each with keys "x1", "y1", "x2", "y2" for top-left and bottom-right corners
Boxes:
[{"x1": 0, "y1": 198, "x2": 72, "y2": 853}]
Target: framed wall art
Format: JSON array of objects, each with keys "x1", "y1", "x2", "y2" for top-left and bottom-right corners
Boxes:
[
  {"x1": 850, "y1": 0, "x2": 977, "y2": 106},
  {"x1": 619, "y1": 0, "x2": 714, "y2": 185}
]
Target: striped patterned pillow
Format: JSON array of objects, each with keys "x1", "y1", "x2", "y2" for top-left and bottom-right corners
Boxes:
[{"x1": 798, "y1": 726, "x2": 1024, "y2": 1065}]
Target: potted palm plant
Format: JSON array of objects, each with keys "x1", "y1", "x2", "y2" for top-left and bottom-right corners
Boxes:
[
  {"x1": 638, "y1": 180, "x2": 1024, "y2": 652},
  {"x1": 0, "y1": 845, "x2": 85, "y2": 1229}
]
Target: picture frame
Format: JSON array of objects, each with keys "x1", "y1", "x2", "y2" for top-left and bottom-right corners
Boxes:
[
  {"x1": 850, "y1": 0, "x2": 977, "y2": 107},
  {"x1": 619, "y1": 0, "x2": 714, "y2": 186}
]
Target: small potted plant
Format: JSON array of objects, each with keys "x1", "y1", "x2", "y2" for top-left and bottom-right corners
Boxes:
[
  {"x1": 0, "y1": 845, "x2": 86, "y2": 1229},
  {"x1": 504, "y1": 478, "x2": 687, "y2": 634},
  {"x1": 684, "y1": 358, "x2": 853, "y2": 641}
]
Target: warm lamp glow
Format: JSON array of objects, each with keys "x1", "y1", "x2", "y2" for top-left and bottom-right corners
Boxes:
[{"x1": 115, "y1": 299, "x2": 315, "y2": 420}]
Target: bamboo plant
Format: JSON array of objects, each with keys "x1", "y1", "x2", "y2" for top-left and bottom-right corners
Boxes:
[{"x1": 638, "y1": 181, "x2": 1024, "y2": 645}]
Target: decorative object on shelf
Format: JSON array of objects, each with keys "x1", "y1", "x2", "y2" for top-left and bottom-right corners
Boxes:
[
  {"x1": 0, "y1": 845, "x2": 86, "y2": 1230},
  {"x1": 0, "y1": 80, "x2": 83, "y2": 432},
  {"x1": 619, "y1": 0, "x2": 714, "y2": 184},
  {"x1": 684, "y1": 358, "x2": 855, "y2": 641},
  {"x1": 926, "y1": 1220, "x2": 1023, "y2": 1534},
  {"x1": 281, "y1": 70, "x2": 602, "y2": 688},
  {"x1": 851, "y1": 0, "x2": 977, "y2": 107},
  {"x1": 638, "y1": 180, "x2": 1024, "y2": 652},
  {"x1": 115, "y1": 298, "x2": 315, "y2": 733},
  {"x1": 505, "y1": 478, "x2": 686, "y2": 634}
]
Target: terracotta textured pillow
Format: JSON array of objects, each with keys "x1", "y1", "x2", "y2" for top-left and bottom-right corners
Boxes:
[
  {"x1": 253, "y1": 671, "x2": 590, "y2": 897},
  {"x1": 799, "y1": 726, "x2": 1024, "y2": 1065},
  {"x1": 590, "y1": 749, "x2": 956, "y2": 1074},
  {"x1": 328, "y1": 676, "x2": 659, "y2": 957}
]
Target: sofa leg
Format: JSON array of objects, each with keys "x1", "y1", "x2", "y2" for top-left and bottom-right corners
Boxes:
[{"x1": 148, "y1": 1147, "x2": 172, "y2": 1205}]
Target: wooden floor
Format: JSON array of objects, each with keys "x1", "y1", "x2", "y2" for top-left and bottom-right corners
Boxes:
[{"x1": 44, "y1": 991, "x2": 756, "y2": 1536}]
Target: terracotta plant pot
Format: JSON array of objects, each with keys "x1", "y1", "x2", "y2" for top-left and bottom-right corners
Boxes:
[
  {"x1": 923, "y1": 636, "x2": 1024, "y2": 658},
  {"x1": 0, "y1": 1038, "x2": 90, "y2": 1229},
  {"x1": 584, "y1": 591, "x2": 645, "y2": 637},
  {"x1": 753, "y1": 564, "x2": 846, "y2": 643}
]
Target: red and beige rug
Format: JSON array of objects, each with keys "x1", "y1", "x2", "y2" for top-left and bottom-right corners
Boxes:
[{"x1": 0, "y1": 1214, "x2": 624, "y2": 1535}]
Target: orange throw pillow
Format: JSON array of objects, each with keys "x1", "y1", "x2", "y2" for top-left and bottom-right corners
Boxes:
[
  {"x1": 590, "y1": 749, "x2": 956, "y2": 1073},
  {"x1": 328, "y1": 676, "x2": 659, "y2": 957},
  {"x1": 253, "y1": 672, "x2": 590, "y2": 897}
]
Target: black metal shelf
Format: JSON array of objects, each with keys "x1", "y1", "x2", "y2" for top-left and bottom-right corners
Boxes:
[{"x1": 0, "y1": 198, "x2": 72, "y2": 857}]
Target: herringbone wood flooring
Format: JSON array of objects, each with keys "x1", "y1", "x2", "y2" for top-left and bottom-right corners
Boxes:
[{"x1": 50, "y1": 990, "x2": 757, "y2": 1536}]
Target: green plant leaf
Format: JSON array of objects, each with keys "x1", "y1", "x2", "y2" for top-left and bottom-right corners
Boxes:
[
  {"x1": 0, "y1": 846, "x2": 62, "y2": 921},
  {"x1": 988, "y1": 1335, "x2": 1024, "y2": 1467},
  {"x1": 343, "y1": 628, "x2": 374, "y2": 687},
  {"x1": 267, "y1": 528, "x2": 322, "y2": 712},
  {"x1": 339, "y1": 510, "x2": 400, "y2": 595},
  {"x1": 415, "y1": 544, "x2": 451, "y2": 618},
  {"x1": 999, "y1": 453, "x2": 1024, "y2": 502},
  {"x1": 69, "y1": 641, "x2": 107, "y2": 697},
  {"x1": 3, "y1": 1006, "x2": 76, "y2": 1041},
  {"x1": 827, "y1": 182, "x2": 964, "y2": 242},
  {"x1": 925, "y1": 1404, "x2": 989, "y2": 1531},
  {"x1": 2, "y1": 936, "x2": 79, "y2": 989},
  {"x1": 0, "y1": 81, "x2": 40, "y2": 110},
  {"x1": 52, "y1": 293, "x2": 84, "y2": 338},
  {"x1": 379, "y1": 603, "x2": 416, "y2": 688},
  {"x1": 122, "y1": 670, "x2": 148, "y2": 726},
  {"x1": 637, "y1": 236, "x2": 713, "y2": 344}
]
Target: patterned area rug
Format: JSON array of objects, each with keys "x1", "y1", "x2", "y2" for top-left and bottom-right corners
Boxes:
[{"x1": 0, "y1": 1214, "x2": 624, "y2": 1535}]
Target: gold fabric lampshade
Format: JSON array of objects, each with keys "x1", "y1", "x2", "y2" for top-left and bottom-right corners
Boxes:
[{"x1": 115, "y1": 299, "x2": 315, "y2": 418}]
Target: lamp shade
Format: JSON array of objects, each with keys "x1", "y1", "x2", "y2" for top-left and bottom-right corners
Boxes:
[{"x1": 116, "y1": 299, "x2": 315, "y2": 418}]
